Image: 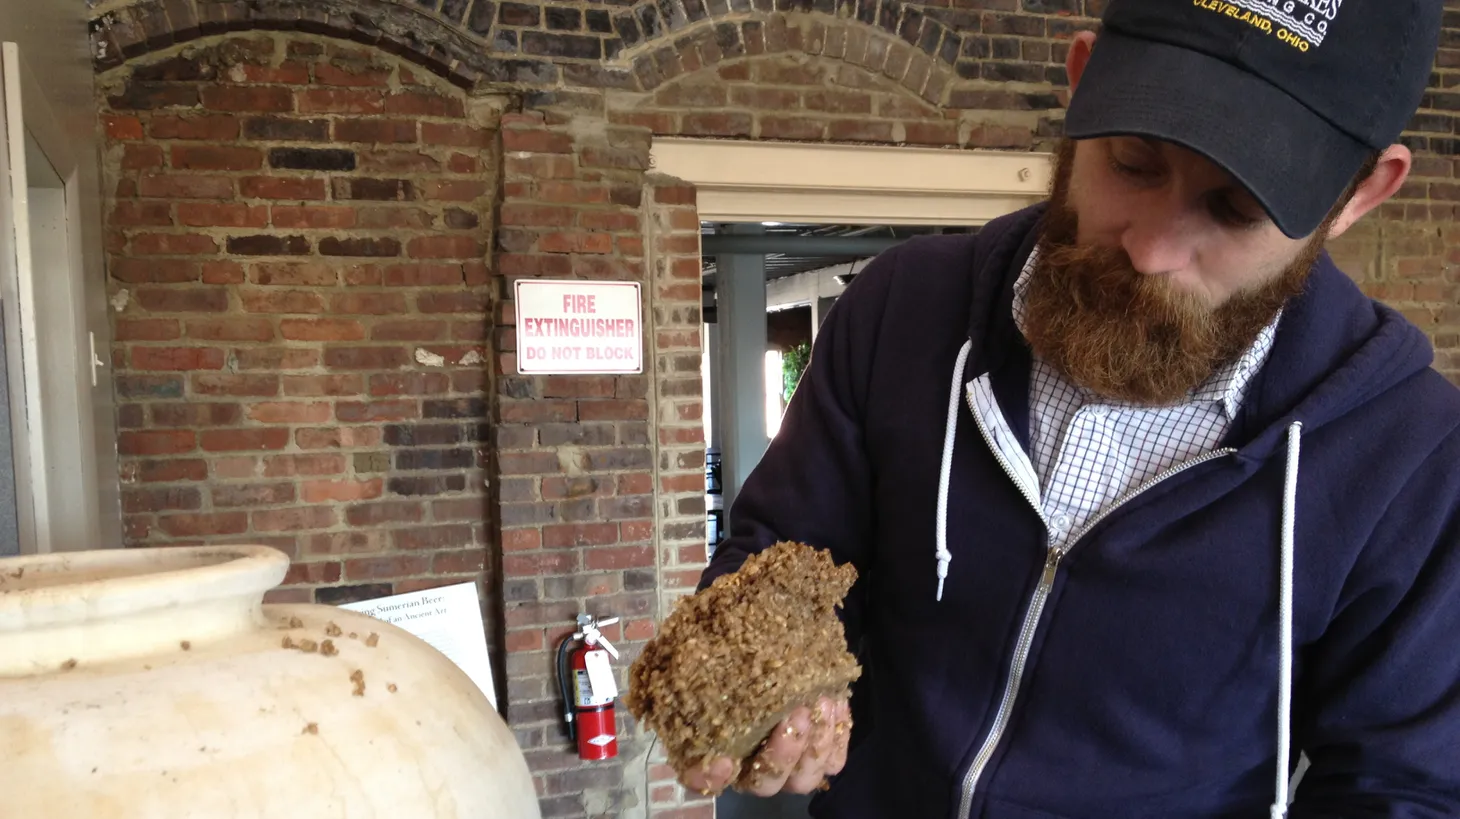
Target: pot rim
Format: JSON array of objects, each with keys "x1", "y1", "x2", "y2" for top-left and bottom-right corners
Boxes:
[{"x1": 0, "y1": 545, "x2": 290, "y2": 631}]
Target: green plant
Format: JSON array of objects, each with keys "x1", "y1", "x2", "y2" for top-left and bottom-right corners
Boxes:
[{"x1": 782, "y1": 342, "x2": 812, "y2": 404}]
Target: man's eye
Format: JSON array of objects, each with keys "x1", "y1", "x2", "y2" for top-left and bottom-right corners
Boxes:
[
  {"x1": 1209, "y1": 196, "x2": 1264, "y2": 229},
  {"x1": 1108, "y1": 155, "x2": 1159, "y2": 180}
]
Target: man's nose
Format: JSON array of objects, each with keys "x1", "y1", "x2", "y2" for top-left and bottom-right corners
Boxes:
[{"x1": 1120, "y1": 206, "x2": 1199, "y2": 276}]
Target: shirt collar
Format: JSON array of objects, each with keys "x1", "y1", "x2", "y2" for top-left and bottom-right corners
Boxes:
[{"x1": 1011, "y1": 247, "x2": 1280, "y2": 420}]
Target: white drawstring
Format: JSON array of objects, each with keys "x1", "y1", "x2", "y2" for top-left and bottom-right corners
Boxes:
[
  {"x1": 936, "y1": 340, "x2": 974, "y2": 602},
  {"x1": 1272, "y1": 421, "x2": 1302, "y2": 819}
]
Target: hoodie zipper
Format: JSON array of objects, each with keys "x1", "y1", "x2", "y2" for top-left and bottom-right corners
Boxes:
[{"x1": 957, "y1": 385, "x2": 1235, "y2": 819}]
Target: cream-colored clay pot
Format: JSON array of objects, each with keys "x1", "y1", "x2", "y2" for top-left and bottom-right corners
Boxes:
[{"x1": 0, "y1": 545, "x2": 541, "y2": 819}]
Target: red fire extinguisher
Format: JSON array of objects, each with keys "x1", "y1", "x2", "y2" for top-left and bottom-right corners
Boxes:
[{"x1": 556, "y1": 613, "x2": 620, "y2": 760}]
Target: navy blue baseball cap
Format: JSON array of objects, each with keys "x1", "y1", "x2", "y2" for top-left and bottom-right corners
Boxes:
[{"x1": 1065, "y1": 0, "x2": 1443, "y2": 238}]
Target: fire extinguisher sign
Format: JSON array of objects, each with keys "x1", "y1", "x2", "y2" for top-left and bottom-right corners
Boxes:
[{"x1": 575, "y1": 649, "x2": 618, "y2": 707}]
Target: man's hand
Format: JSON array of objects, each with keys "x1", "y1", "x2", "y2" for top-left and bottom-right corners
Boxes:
[{"x1": 678, "y1": 696, "x2": 852, "y2": 797}]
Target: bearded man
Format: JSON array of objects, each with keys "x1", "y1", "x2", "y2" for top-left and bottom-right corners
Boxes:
[{"x1": 675, "y1": 0, "x2": 1460, "y2": 816}]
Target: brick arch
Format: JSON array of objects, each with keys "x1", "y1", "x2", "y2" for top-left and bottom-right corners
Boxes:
[
  {"x1": 90, "y1": 0, "x2": 499, "y2": 87},
  {"x1": 619, "y1": 49, "x2": 1039, "y2": 150},
  {"x1": 620, "y1": 11, "x2": 961, "y2": 105}
]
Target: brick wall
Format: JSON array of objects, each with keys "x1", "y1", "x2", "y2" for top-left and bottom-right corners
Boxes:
[
  {"x1": 97, "y1": 33, "x2": 503, "y2": 623},
  {"x1": 89, "y1": 1, "x2": 1460, "y2": 818}
]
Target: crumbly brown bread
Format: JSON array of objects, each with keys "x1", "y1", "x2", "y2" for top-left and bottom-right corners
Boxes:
[{"x1": 626, "y1": 541, "x2": 861, "y2": 778}]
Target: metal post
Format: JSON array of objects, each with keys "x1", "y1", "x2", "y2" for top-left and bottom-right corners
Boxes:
[{"x1": 713, "y1": 225, "x2": 768, "y2": 516}]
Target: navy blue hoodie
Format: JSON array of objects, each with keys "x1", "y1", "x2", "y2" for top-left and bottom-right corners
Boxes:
[{"x1": 701, "y1": 204, "x2": 1460, "y2": 818}]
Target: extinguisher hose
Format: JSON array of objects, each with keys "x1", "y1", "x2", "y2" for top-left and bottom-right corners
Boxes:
[{"x1": 556, "y1": 635, "x2": 576, "y2": 742}]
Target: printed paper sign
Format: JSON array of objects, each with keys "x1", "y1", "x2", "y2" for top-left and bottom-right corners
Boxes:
[
  {"x1": 515, "y1": 279, "x2": 643, "y2": 375},
  {"x1": 339, "y1": 582, "x2": 497, "y2": 708}
]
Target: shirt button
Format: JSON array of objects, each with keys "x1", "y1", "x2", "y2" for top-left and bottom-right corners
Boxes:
[
  {"x1": 1086, "y1": 406, "x2": 1108, "y2": 419},
  {"x1": 1051, "y1": 513, "x2": 1071, "y2": 533}
]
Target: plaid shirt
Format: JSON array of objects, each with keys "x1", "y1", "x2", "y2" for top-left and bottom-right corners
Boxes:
[{"x1": 1009, "y1": 250, "x2": 1280, "y2": 551}]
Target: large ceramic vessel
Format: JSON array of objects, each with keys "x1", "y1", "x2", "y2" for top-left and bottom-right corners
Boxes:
[{"x1": 0, "y1": 544, "x2": 541, "y2": 818}]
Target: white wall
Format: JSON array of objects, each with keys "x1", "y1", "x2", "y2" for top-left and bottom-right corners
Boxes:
[{"x1": 0, "y1": 0, "x2": 121, "y2": 551}]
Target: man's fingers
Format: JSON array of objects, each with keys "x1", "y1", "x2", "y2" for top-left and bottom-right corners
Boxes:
[
  {"x1": 784, "y1": 698, "x2": 836, "y2": 793},
  {"x1": 740, "y1": 707, "x2": 812, "y2": 797},
  {"x1": 679, "y1": 756, "x2": 736, "y2": 796},
  {"x1": 826, "y1": 698, "x2": 852, "y2": 775}
]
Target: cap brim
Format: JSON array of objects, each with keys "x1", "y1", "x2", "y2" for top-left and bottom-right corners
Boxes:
[{"x1": 1064, "y1": 30, "x2": 1371, "y2": 239}]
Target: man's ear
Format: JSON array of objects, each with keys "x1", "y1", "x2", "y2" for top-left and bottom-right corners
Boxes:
[
  {"x1": 1326, "y1": 145, "x2": 1411, "y2": 239},
  {"x1": 1066, "y1": 31, "x2": 1098, "y2": 100}
]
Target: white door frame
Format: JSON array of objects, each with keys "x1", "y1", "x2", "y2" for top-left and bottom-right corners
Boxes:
[
  {"x1": 649, "y1": 138, "x2": 1053, "y2": 226},
  {"x1": 0, "y1": 42, "x2": 105, "y2": 554}
]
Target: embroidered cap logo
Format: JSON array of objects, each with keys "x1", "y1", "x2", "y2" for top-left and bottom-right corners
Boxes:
[{"x1": 1194, "y1": 0, "x2": 1344, "y2": 51}]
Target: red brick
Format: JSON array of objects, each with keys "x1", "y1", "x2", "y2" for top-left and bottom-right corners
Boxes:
[
  {"x1": 263, "y1": 453, "x2": 347, "y2": 477},
  {"x1": 578, "y1": 400, "x2": 649, "y2": 421},
  {"x1": 212, "y1": 457, "x2": 259, "y2": 479},
  {"x1": 421, "y1": 180, "x2": 488, "y2": 201},
  {"x1": 344, "y1": 554, "x2": 432, "y2": 580},
  {"x1": 211, "y1": 482, "x2": 296, "y2": 507},
  {"x1": 660, "y1": 473, "x2": 704, "y2": 493},
  {"x1": 132, "y1": 458, "x2": 209, "y2": 483},
  {"x1": 422, "y1": 122, "x2": 492, "y2": 147},
  {"x1": 580, "y1": 211, "x2": 639, "y2": 232},
  {"x1": 333, "y1": 118, "x2": 417, "y2": 144},
  {"x1": 138, "y1": 173, "x2": 234, "y2": 200},
  {"x1": 433, "y1": 550, "x2": 486, "y2": 574},
  {"x1": 121, "y1": 143, "x2": 165, "y2": 169},
  {"x1": 301, "y1": 478, "x2": 384, "y2": 503},
  {"x1": 282, "y1": 560, "x2": 342, "y2": 585},
  {"x1": 111, "y1": 258, "x2": 200, "y2": 284},
  {"x1": 585, "y1": 545, "x2": 655, "y2": 570},
  {"x1": 182, "y1": 318, "x2": 274, "y2": 345},
  {"x1": 249, "y1": 262, "x2": 338, "y2": 287},
  {"x1": 621, "y1": 520, "x2": 655, "y2": 542},
  {"x1": 345, "y1": 501, "x2": 425, "y2": 526},
  {"x1": 116, "y1": 319, "x2": 181, "y2": 341},
  {"x1": 272, "y1": 205, "x2": 356, "y2": 229},
  {"x1": 157, "y1": 512, "x2": 249, "y2": 537},
  {"x1": 366, "y1": 372, "x2": 449, "y2": 396},
  {"x1": 200, "y1": 428, "x2": 291, "y2": 452},
  {"x1": 543, "y1": 523, "x2": 619, "y2": 549},
  {"x1": 130, "y1": 233, "x2": 220, "y2": 255},
  {"x1": 121, "y1": 486, "x2": 202, "y2": 514},
  {"x1": 501, "y1": 400, "x2": 576, "y2": 424},
  {"x1": 357, "y1": 150, "x2": 440, "y2": 173},
  {"x1": 381, "y1": 264, "x2": 463, "y2": 287},
  {"x1": 150, "y1": 403, "x2": 242, "y2": 427},
  {"x1": 170, "y1": 145, "x2": 263, "y2": 171},
  {"x1": 506, "y1": 629, "x2": 543, "y2": 652},
  {"x1": 330, "y1": 292, "x2": 408, "y2": 315},
  {"x1": 385, "y1": 91, "x2": 466, "y2": 117},
  {"x1": 334, "y1": 400, "x2": 418, "y2": 421},
  {"x1": 432, "y1": 498, "x2": 489, "y2": 521},
  {"x1": 190, "y1": 373, "x2": 280, "y2": 396},
  {"x1": 200, "y1": 86, "x2": 293, "y2": 112},
  {"x1": 322, "y1": 346, "x2": 410, "y2": 369},
  {"x1": 503, "y1": 552, "x2": 578, "y2": 577},
  {"x1": 240, "y1": 176, "x2": 327, "y2": 200},
  {"x1": 239, "y1": 62, "x2": 312, "y2": 84},
  {"x1": 245, "y1": 401, "x2": 332, "y2": 424},
  {"x1": 283, "y1": 374, "x2": 364, "y2": 396},
  {"x1": 253, "y1": 506, "x2": 338, "y2": 532},
  {"x1": 111, "y1": 202, "x2": 174, "y2": 226},
  {"x1": 149, "y1": 113, "x2": 240, "y2": 140},
  {"x1": 356, "y1": 207, "x2": 433, "y2": 230},
  {"x1": 316, "y1": 63, "x2": 392, "y2": 87},
  {"x1": 296, "y1": 88, "x2": 385, "y2": 114},
  {"x1": 131, "y1": 347, "x2": 226, "y2": 371},
  {"x1": 118, "y1": 429, "x2": 196, "y2": 457},
  {"x1": 305, "y1": 531, "x2": 389, "y2": 556},
  {"x1": 406, "y1": 235, "x2": 481, "y2": 260},
  {"x1": 281, "y1": 318, "x2": 365, "y2": 341},
  {"x1": 678, "y1": 543, "x2": 708, "y2": 564},
  {"x1": 501, "y1": 204, "x2": 574, "y2": 227},
  {"x1": 501, "y1": 128, "x2": 575, "y2": 153},
  {"x1": 177, "y1": 202, "x2": 269, "y2": 227},
  {"x1": 105, "y1": 114, "x2": 144, "y2": 140},
  {"x1": 503, "y1": 528, "x2": 542, "y2": 551},
  {"x1": 241, "y1": 289, "x2": 327, "y2": 314},
  {"x1": 239, "y1": 349, "x2": 322, "y2": 373},
  {"x1": 417, "y1": 292, "x2": 488, "y2": 313}
]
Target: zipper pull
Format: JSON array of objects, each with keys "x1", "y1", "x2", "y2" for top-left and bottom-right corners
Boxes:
[{"x1": 1041, "y1": 548, "x2": 1063, "y2": 586}]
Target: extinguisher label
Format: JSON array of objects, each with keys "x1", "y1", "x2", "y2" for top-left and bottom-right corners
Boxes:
[
  {"x1": 573, "y1": 649, "x2": 618, "y2": 707},
  {"x1": 586, "y1": 734, "x2": 615, "y2": 747},
  {"x1": 584, "y1": 649, "x2": 618, "y2": 700}
]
